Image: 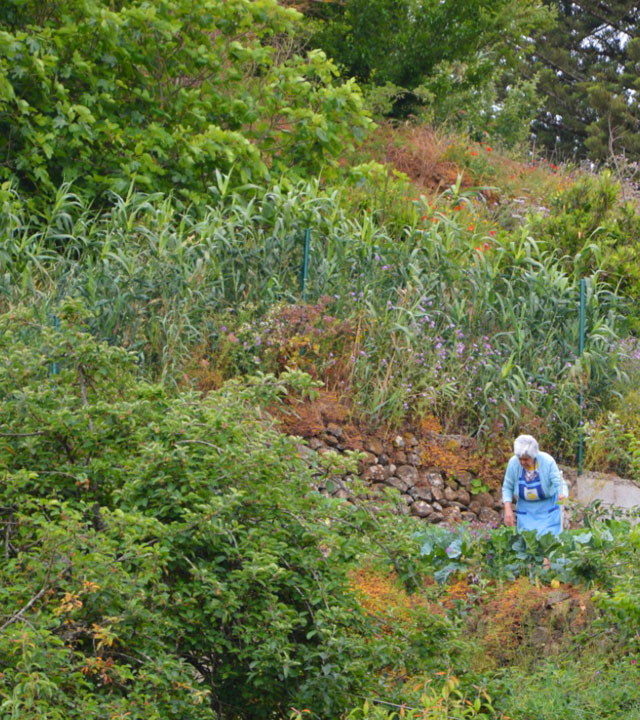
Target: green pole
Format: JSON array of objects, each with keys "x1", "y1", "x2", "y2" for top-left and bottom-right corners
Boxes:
[
  {"x1": 577, "y1": 278, "x2": 586, "y2": 475},
  {"x1": 300, "y1": 228, "x2": 310, "y2": 301},
  {"x1": 50, "y1": 315, "x2": 60, "y2": 376}
]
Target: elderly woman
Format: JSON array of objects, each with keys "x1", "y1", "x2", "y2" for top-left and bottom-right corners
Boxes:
[{"x1": 502, "y1": 434, "x2": 567, "y2": 536}]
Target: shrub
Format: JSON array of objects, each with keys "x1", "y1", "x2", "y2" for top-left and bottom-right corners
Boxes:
[
  {"x1": 0, "y1": 305, "x2": 425, "y2": 719},
  {"x1": 0, "y1": 0, "x2": 370, "y2": 209},
  {"x1": 528, "y1": 169, "x2": 640, "y2": 317}
]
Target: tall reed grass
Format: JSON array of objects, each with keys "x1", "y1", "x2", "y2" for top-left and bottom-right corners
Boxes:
[{"x1": 0, "y1": 180, "x2": 626, "y2": 454}]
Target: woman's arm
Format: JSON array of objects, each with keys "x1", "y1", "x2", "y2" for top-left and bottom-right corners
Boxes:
[
  {"x1": 502, "y1": 458, "x2": 517, "y2": 526},
  {"x1": 503, "y1": 501, "x2": 515, "y2": 526}
]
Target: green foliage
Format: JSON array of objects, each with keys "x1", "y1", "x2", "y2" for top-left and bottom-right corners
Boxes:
[
  {"x1": 305, "y1": 0, "x2": 551, "y2": 115},
  {"x1": 495, "y1": 651, "x2": 640, "y2": 720},
  {"x1": 528, "y1": 170, "x2": 640, "y2": 274},
  {"x1": 470, "y1": 478, "x2": 491, "y2": 496},
  {"x1": 584, "y1": 384, "x2": 640, "y2": 480},
  {"x1": 0, "y1": 505, "x2": 214, "y2": 720},
  {"x1": 311, "y1": 0, "x2": 553, "y2": 149},
  {"x1": 531, "y1": 1, "x2": 640, "y2": 162},
  {"x1": 0, "y1": 179, "x2": 626, "y2": 453},
  {"x1": 427, "y1": 70, "x2": 542, "y2": 149},
  {"x1": 414, "y1": 518, "x2": 634, "y2": 589},
  {"x1": 346, "y1": 677, "x2": 497, "y2": 719},
  {"x1": 527, "y1": 169, "x2": 640, "y2": 328},
  {"x1": 0, "y1": 307, "x2": 433, "y2": 719},
  {"x1": 0, "y1": 0, "x2": 370, "y2": 208}
]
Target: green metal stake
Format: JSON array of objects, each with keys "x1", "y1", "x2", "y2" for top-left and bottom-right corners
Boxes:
[
  {"x1": 300, "y1": 227, "x2": 310, "y2": 301},
  {"x1": 50, "y1": 315, "x2": 60, "y2": 376},
  {"x1": 577, "y1": 278, "x2": 586, "y2": 475}
]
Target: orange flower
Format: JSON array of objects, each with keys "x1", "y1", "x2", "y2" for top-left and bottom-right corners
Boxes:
[{"x1": 467, "y1": 224, "x2": 475, "y2": 231}]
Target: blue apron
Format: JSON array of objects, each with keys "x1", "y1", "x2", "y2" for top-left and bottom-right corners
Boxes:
[{"x1": 516, "y1": 464, "x2": 561, "y2": 536}]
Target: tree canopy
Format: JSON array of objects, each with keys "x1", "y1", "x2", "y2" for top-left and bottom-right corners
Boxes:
[
  {"x1": 530, "y1": 1, "x2": 640, "y2": 161},
  {"x1": 0, "y1": 0, "x2": 370, "y2": 207},
  {"x1": 299, "y1": 0, "x2": 552, "y2": 116}
]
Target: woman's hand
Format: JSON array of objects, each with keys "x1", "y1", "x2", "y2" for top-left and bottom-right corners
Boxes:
[{"x1": 504, "y1": 503, "x2": 515, "y2": 527}]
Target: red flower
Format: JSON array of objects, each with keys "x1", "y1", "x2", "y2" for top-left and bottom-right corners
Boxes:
[
  {"x1": 468, "y1": 224, "x2": 475, "y2": 231},
  {"x1": 486, "y1": 146, "x2": 492, "y2": 152},
  {"x1": 471, "y1": 151, "x2": 478, "y2": 156},
  {"x1": 489, "y1": 230, "x2": 496, "y2": 236},
  {"x1": 454, "y1": 205, "x2": 460, "y2": 211},
  {"x1": 421, "y1": 215, "x2": 427, "y2": 221}
]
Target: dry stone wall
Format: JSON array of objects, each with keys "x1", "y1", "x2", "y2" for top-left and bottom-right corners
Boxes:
[{"x1": 299, "y1": 424, "x2": 505, "y2": 525}]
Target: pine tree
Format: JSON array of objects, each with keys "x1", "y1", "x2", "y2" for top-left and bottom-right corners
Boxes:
[{"x1": 531, "y1": 1, "x2": 640, "y2": 162}]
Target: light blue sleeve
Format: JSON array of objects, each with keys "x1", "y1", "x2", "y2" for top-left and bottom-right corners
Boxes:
[
  {"x1": 502, "y1": 457, "x2": 518, "y2": 503},
  {"x1": 545, "y1": 454, "x2": 563, "y2": 495}
]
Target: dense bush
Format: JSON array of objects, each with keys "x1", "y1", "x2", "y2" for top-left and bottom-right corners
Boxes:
[
  {"x1": 0, "y1": 306, "x2": 436, "y2": 719},
  {"x1": 0, "y1": 0, "x2": 369, "y2": 208},
  {"x1": 528, "y1": 170, "x2": 640, "y2": 296}
]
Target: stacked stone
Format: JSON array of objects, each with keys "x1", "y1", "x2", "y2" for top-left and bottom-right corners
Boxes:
[{"x1": 302, "y1": 425, "x2": 504, "y2": 525}]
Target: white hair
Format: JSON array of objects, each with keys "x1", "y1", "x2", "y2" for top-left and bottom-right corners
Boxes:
[{"x1": 513, "y1": 434, "x2": 539, "y2": 459}]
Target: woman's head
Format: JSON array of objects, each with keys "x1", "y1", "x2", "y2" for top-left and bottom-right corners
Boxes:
[{"x1": 513, "y1": 435, "x2": 539, "y2": 464}]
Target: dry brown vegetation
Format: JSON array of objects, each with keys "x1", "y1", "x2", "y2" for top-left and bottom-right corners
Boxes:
[{"x1": 468, "y1": 577, "x2": 594, "y2": 668}]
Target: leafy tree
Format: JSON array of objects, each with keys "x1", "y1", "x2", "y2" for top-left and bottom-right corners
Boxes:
[
  {"x1": 0, "y1": 0, "x2": 370, "y2": 208},
  {"x1": 530, "y1": 1, "x2": 640, "y2": 161},
  {"x1": 299, "y1": 0, "x2": 552, "y2": 117},
  {"x1": 0, "y1": 303, "x2": 434, "y2": 719}
]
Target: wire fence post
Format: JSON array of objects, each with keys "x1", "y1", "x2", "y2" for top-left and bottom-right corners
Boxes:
[
  {"x1": 300, "y1": 227, "x2": 310, "y2": 301},
  {"x1": 577, "y1": 278, "x2": 586, "y2": 476}
]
